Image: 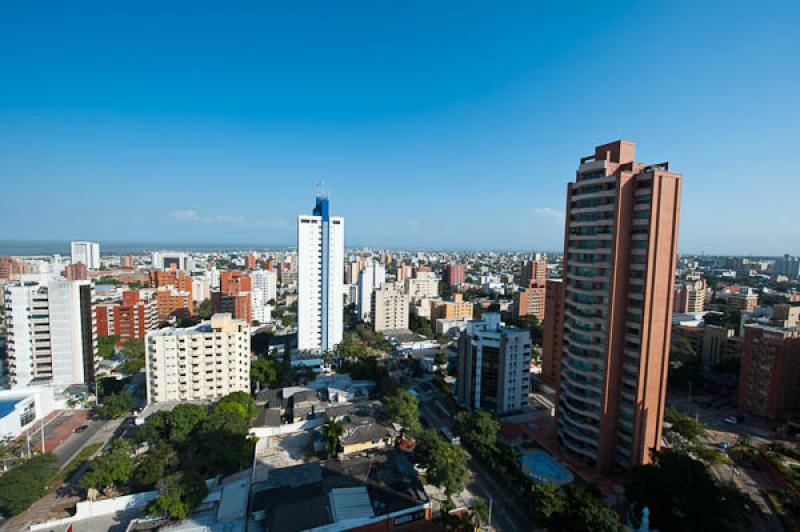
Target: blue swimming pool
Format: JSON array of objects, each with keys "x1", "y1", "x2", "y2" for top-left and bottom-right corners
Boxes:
[{"x1": 520, "y1": 450, "x2": 574, "y2": 485}]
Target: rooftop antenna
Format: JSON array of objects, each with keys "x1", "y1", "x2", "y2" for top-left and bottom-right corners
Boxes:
[{"x1": 315, "y1": 179, "x2": 328, "y2": 201}]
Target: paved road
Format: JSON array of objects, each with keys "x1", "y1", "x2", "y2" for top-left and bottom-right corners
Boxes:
[
  {"x1": 419, "y1": 399, "x2": 532, "y2": 531},
  {"x1": 0, "y1": 416, "x2": 128, "y2": 532}
]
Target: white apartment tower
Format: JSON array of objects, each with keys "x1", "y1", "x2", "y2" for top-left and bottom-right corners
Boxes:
[
  {"x1": 456, "y1": 313, "x2": 532, "y2": 414},
  {"x1": 145, "y1": 314, "x2": 251, "y2": 403},
  {"x1": 357, "y1": 262, "x2": 386, "y2": 322},
  {"x1": 4, "y1": 278, "x2": 97, "y2": 388},
  {"x1": 70, "y1": 241, "x2": 100, "y2": 270},
  {"x1": 297, "y1": 194, "x2": 345, "y2": 351}
]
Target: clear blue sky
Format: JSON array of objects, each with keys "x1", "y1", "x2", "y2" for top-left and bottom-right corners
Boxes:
[{"x1": 1, "y1": 1, "x2": 797, "y2": 254}]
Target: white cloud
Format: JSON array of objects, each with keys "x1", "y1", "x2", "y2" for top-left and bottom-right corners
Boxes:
[
  {"x1": 172, "y1": 210, "x2": 244, "y2": 224},
  {"x1": 532, "y1": 207, "x2": 565, "y2": 223}
]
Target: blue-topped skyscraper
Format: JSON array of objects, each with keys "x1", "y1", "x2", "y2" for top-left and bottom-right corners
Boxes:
[{"x1": 297, "y1": 191, "x2": 345, "y2": 351}]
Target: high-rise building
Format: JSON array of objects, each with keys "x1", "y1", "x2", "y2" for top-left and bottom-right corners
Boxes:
[
  {"x1": 553, "y1": 140, "x2": 681, "y2": 473},
  {"x1": 430, "y1": 293, "x2": 474, "y2": 324},
  {"x1": 4, "y1": 278, "x2": 97, "y2": 387},
  {"x1": 775, "y1": 254, "x2": 800, "y2": 278},
  {"x1": 297, "y1": 194, "x2": 345, "y2": 351},
  {"x1": 541, "y1": 279, "x2": 565, "y2": 387},
  {"x1": 150, "y1": 270, "x2": 194, "y2": 315},
  {"x1": 245, "y1": 253, "x2": 258, "y2": 270},
  {"x1": 520, "y1": 254, "x2": 547, "y2": 288},
  {"x1": 0, "y1": 256, "x2": 26, "y2": 279},
  {"x1": 151, "y1": 251, "x2": 189, "y2": 271},
  {"x1": 145, "y1": 314, "x2": 250, "y2": 403},
  {"x1": 405, "y1": 271, "x2": 439, "y2": 301},
  {"x1": 64, "y1": 262, "x2": 89, "y2": 281},
  {"x1": 212, "y1": 291, "x2": 252, "y2": 324},
  {"x1": 371, "y1": 284, "x2": 409, "y2": 332},
  {"x1": 739, "y1": 323, "x2": 800, "y2": 420},
  {"x1": 70, "y1": 241, "x2": 100, "y2": 270},
  {"x1": 456, "y1": 313, "x2": 532, "y2": 414},
  {"x1": 357, "y1": 263, "x2": 386, "y2": 322},
  {"x1": 219, "y1": 271, "x2": 252, "y2": 296},
  {"x1": 444, "y1": 263, "x2": 466, "y2": 288},
  {"x1": 121, "y1": 255, "x2": 135, "y2": 269},
  {"x1": 673, "y1": 278, "x2": 706, "y2": 313},
  {"x1": 513, "y1": 285, "x2": 546, "y2": 322},
  {"x1": 95, "y1": 290, "x2": 157, "y2": 341},
  {"x1": 251, "y1": 269, "x2": 277, "y2": 324}
]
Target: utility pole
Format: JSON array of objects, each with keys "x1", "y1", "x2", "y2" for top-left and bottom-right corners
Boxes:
[
  {"x1": 488, "y1": 498, "x2": 493, "y2": 530},
  {"x1": 40, "y1": 418, "x2": 45, "y2": 453}
]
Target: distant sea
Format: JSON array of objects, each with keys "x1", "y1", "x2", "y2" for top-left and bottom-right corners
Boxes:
[{"x1": 0, "y1": 240, "x2": 293, "y2": 257}]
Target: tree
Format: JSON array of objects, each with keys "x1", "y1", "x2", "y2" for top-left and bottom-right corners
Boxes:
[
  {"x1": 670, "y1": 335, "x2": 697, "y2": 364},
  {"x1": 251, "y1": 357, "x2": 279, "y2": 391},
  {"x1": 625, "y1": 450, "x2": 756, "y2": 532},
  {"x1": 703, "y1": 309, "x2": 741, "y2": 331},
  {"x1": 122, "y1": 338, "x2": 145, "y2": 373},
  {"x1": 96, "y1": 391, "x2": 135, "y2": 419},
  {"x1": 414, "y1": 429, "x2": 467, "y2": 497},
  {"x1": 191, "y1": 406, "x2": 255, "y2": 474},
  {"x1": 0, "y1": 454, "x2": 59, "y2": 517},
  {"x1": 133, "y1": 442, "x2": 179, "y2": 490},
  {"x1": 146, "y1": 471, "x2": 208, "y2": 520},
  {"x1": 553, "y1": 482, "x2": 622, "y2": 532},
  {"x1": 167, "y1": 404, "x2": 208, "y2": 444},
  {"x1": 409, "y1": 314, "x2": 433, "y2": 339},
  {"x1": 214, "y1": 391, "x2": 258, "y2": 420},
  {"x1": 322, "y1": 418, "x2": 344, "y2": 458},
  {"x1": 80, "y1": 440, "x2": 134, "y2": 494},
  {"x1": 530, "y1": 482, "x2": 567, "y2": 523},
  {"x1": 664, "y1": 407, "x2": 705, "y2": 442},
  {"x1": 455, "y1": 411, "x2": 499, "y2": 451},
  {"x1": 251, "y1": 331, "x2": 275, "y2": 355},
  {"x1": 97, "y1": 335, "x2": 118, "y2": 359},
  {"x1": 435, "y1": 351, "x2": 449, "y2": 372},
  {"x1": 195, "y1": 298, "x2": 213, "y2": 320},
  {"x1": 384, "y1": 389, "x2": 421, "y2": 435}
]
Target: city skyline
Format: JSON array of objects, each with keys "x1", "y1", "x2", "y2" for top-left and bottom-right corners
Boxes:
[{"x1": 2, "y1": 2, "x2": 799, "y2": 254}]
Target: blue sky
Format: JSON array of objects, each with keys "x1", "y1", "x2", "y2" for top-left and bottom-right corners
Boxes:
[{"x1": 1, "y1": 1, "x2": 798, "y2": 254}]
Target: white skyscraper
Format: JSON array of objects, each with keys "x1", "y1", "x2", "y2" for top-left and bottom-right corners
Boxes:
[
  {"x1": 251, "y1": 269, "x2": 278, "y2": 324},
  {"x1": 70, "y1": 241, "x2": 100, "y2": 270},
  {"x1": 357, "y1": 262, "x2": 386, "y2": 322},
  {"x1": 297, "y1": 193, "x2": 344, "y2": 351},
  {"x1": 4, "y1": 278, "x2": 97, "y2": 388}
]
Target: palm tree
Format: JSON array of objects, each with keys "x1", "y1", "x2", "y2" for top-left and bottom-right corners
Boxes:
[{"x1": 322, "y1": 418, "x2": 344, "y2": 458}]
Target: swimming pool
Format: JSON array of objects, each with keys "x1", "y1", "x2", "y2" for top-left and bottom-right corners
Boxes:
[{"x1": 520, "y1": 450, "x2": 574, "y2": 486}]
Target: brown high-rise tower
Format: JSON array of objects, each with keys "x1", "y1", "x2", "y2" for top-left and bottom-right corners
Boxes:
[{"x1": 551, "y1": 140, "x2": 681, "y2": 473}]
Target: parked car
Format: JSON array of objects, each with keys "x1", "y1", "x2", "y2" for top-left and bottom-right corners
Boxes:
[
  {"x1": 74, "y1": 425, "x2": 88, "y2": 433},
  {"x1": 724, "y1": 416, "x2": 738, "y2": 425}
]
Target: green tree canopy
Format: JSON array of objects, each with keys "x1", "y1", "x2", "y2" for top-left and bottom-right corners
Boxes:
[
  {"x1": 214, "y1": 391, "x2": 258, "y2": 420},
  {"x1": 195, "y1": 298, "x2": 213, "y2": 320},
  {"x1": 80, "y1": 440, "x2": 134, "y2": 493},
  {"x1": 133, "y1": 442, "x2": 179, "y2": 490},
  {"x1": 96, "y1": 391, "x2": 135, "y2": 419},
  {"x1": 322, "y1": 418, "x2": 344, "y2": 458},
  {"x1": 122, "y1": 338, "x2": 146, "y2": 373},
  {"x1": 625, "y1": 450, "x2": 756, "y2": 532},
  {"x1": 251, "y1": 358, "x2": 280, "y2": 391},
  {"x1": 413, "y1": 429, "x2": 467, "y2": 497},
  {"x1": 97, "y1": 335, "x2": 118, "y2": 359},
  {"x1": 664, "y1": 407, "x2": 705, "y2": 442},
  {"x1": 0, "y1": 454, "x2": 59, "y2": 517},
  {"x1": 384, "y1": 389, "x2": 421, "y2": 435},
  {"x1": 146, "y1": 471, "x2": 209, "y2": 521},
  {"x1": 455, "y1": 410, "x2": 500, "y2": 450}
]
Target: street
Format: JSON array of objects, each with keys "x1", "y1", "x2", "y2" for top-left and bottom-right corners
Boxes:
[{"x1": 418, "y1": 397, "x2": 532, "y2": 531}]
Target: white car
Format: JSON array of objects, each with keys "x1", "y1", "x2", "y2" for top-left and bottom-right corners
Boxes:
[{"x1": 724, "y1": 416, "x2": 738, "y2": 425}]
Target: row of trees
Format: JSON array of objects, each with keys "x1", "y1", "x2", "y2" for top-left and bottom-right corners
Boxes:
[
  {"x1": 0, "y1": 454, "x2": 59, "y2": 517},
  {"x1": 79, "y1": 392, "x2": 258, "y2": 520}
]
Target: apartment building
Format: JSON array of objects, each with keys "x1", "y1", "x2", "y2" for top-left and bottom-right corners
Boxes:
[
  {"x1": 145, "y1": 314, "x2": 251, "y2": 403},
  {"x1": 212, "y1": 291, "x2": 252, "y2": 324},
  {"x1": 541, "y1": 279, "x2": 565, "y2": 387},
  {"x1": 739, "y1": 324, "x2": 800, "y2": 420},
  {"x1": 673, "y1": 278, "x2": 706, "y2": 313},
  {"x1": 513, "y1": 285, "x2": 546, "y2": 322},
  {"x1": 70, "y1": 241, "x2": 100, "y2": 270},
  {"x1": 357, "y1": 262, "x2": 386, "y2": 322},
  {"x1": 95, "y1": 290, "x2": 157, "y2": 341},
  {"x1": 444, "y1": 263, "x2": 465, "y2": 288},
  {"x1": 4, "y1": 278, "x2": 97, "y2": 387},
  {"x1": 430, "y1": 293, "x2": 474, "y2": 323},
  {"x1": 520, "y1": 254, "x2": 547, "y2": 288},
  {"x1": 456, "y1": 313, "x2": 532, "y2": 414},
  {"x1": 405, "y1": 271, "x2": 439, "y2": 301},
  {"x1": 552, "y1": 140, "x2": 681, "y2": 473},
  {"x1": 64, "y1": 262, "x2": 88, "y2": 281},
  {"x1": 155, "y1": 286, "x2": 192, "y2": 320},
  {"x1": 371, "y1": 284, "x2": 409, "y2": 332},
  {"x1": 297, "y1": 193, "x2": 344, "y2": 351}
]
